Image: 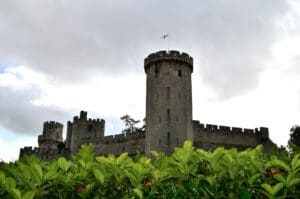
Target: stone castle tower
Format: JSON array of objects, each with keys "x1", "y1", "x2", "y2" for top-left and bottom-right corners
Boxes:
[
  {"x1": 20, "y1": 50, "x2": 275, "y2": 161},
  {"x1": 38, "y1": 121, "x2": 63, "y2": 149},
  {"x1": 144, "y1": 51, "x2": 194, "y2": 155}
]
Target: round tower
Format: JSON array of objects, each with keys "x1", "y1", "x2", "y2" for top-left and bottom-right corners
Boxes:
[{"x1": 144, "y1": 50, "x2": 193, "y2": 155}]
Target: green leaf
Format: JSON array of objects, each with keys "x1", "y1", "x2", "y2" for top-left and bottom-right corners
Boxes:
[
  {"x1": 248, "y1": 173, "x2": 261, "y2": 185},
  {"x1": 151, "y1": 151, "x2": 159, "y2": 158},
  {"x1": 23, "y1": 191, "x2": 35, "y2": 199},
  {"x1": 58, "y1": 157, "x2": 69, "y2": 171},
  {"x1": 240, "y1": 191, "x2": 250, "y2": 199},
  {"x1": 93, "y1": 169, "x2": 105, "y2": 185},
  {"x1": 6, "y1": 177, "x2": 16, "y2": 190},
  {"x1": 116, "y1": 152, "x2": 129, "y2": 165},
  {"x1": 270, "y1": 156, "x2": 290, "y2": 172},
  {"x1": 32, "y1": 163, "x2": 43, "y2": 178},
  {"x1": 261, "y1": 183, "x2": 284, "y2": 196},
  {"x1": 287, "y1": 178, "x2": 300, "y2": 187},
  {"x1": 96, "y1": 156, "x2": 112, "y2": 165},
  {"x1": 133, "y1": 188, "x2": 143, "y2": 199},
  {"x1": 10, "y1": 188, "x2": 21, "y2": 199},
  {"x1": 0, "y1": 171, "x2": 5, "y2": 185},
  {"x1": 273, "y1": 174, "x2": 286, "y2": 184},
  {"x1": 183, "y1": 140, "x2": 193, "y2": 149},
  {"x1": 291, "y1": 154, "x2": 300, "y2": 169}
]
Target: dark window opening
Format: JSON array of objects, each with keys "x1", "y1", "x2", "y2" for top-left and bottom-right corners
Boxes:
[
  {"x1": 166, "y1": 87, "x2": 170, "y2": 99},
  {"x1": 167, "y1": 109, "x2": 171, "y2": 121},
  {"x1": 176, "y1": 116, "x2": 179, "y2": 121},
  {"x1": 159, "y1": 139, "x2": 161, "y2": 145},
  {"x1": 177, "y1": 138, "x2": 179, "y2": 145},
  {"x1": 155, "y1": 65, "x2": 160, "y2": 78},
  {"x1": 167, "y1": 132, "x2": 171, "y2": 146},
  {"x1": 88, "y1": 124, "x2": 93, "y2": 132},
  {"x1": 178, "y1": 70, "x2": 182, "y2": 77}
]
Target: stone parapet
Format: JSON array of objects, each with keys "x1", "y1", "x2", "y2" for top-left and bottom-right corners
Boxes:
[
  {"x1": 193, "y1": 120, "x2": 269, "y2": 138},
  {"x1": 103, "y1": 131, "x2": 145, "y2": 144},
  {"x1": 144, "y1": 50, "x2": 193, "y2": 72}
]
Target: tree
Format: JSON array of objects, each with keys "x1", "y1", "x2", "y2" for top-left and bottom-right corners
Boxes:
[
  {"x1": 120, "y1": 114, "x2": 141, "y2": 134},
  {"x1": 290, "y1": 125, "x2": 300, "y2": 146},
  {"x1": 288, "y1": 125, "x2": 300, "y2": 155}
]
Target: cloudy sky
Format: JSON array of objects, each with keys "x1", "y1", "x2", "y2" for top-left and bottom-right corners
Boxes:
[{"x1": 1, "y1": 0, "x2": 300, "y2": 162}]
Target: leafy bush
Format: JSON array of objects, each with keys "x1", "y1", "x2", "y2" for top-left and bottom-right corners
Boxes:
[{"x1": 0, "y1": 141, "x2": 299, "y2": 198}]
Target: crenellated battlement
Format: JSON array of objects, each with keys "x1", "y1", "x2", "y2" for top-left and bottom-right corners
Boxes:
[
  {"x1": 38, "y1": 120, "x2": 63, "y2": 149},
  {"x1": 103, "y1": 131, "x2": 145, "y2": 144},
  {"x1": 43, "y1": 121, "x2": 63, "y2": 132},
  {"x1": 144, "y1": 50, "x2": 193, "y2": 72},
  {"x1": 19, "y1": 146, "x2": 70, "y2": 161},
  {"x1": 72, "y1": 111, "x2": 105, "y2": 126},
  {"x1": 193, "y1": 120, "x2": 269, "y2": 138}
]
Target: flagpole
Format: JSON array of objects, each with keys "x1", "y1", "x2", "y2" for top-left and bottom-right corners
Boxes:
[{"x1": 167, "y1": 34, "x2": 169, "y2": 51}]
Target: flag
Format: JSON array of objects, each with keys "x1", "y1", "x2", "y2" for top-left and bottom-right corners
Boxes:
[{"x1": 161, "y1": 34, "x2": 169, "y2": 39}]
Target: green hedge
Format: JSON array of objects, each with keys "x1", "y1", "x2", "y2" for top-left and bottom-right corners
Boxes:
[{"x1": 0, "y1": 141, "x2": 300, "y2": 198}]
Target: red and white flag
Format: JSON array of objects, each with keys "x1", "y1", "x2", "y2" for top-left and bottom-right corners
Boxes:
[{"x1": 161, "y1": 34, "x2": 169, "y2": 39}]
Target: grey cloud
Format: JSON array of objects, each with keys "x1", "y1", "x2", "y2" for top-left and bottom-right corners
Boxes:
[
  {"x1": 0, "y1": 86, "x2": 72, "y2": 135},
  {"x1": 0, "y1": 86, "x2": 129, "y2": 136},
  {"x1": 0, "y1": 0, "x2": 292, "y2": 97}
]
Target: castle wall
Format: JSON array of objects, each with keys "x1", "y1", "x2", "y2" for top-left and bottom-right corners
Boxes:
[
  {"x1": 19, "y1": 146, "x2": 70, "y2": 161},
  {"x1": 193, "y1": 120, "x2": 274, "y2": 153},
  {"x1": 66, "y1": 111, "x2": 105, "y2": 155},
  {"x1": 94, "y1": 132, "x2": 145, "y2": 156}
]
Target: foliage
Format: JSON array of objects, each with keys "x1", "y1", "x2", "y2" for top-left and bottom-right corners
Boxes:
[
  {"x1": 289, "y1": 125, "x2": 300, "y2": 155},
  {"x1": 1, "y1": 141, "x2": 300, "y2": 198},
  {"x1": 120, "y1": 114, "x2": 143, "y2": 134}
]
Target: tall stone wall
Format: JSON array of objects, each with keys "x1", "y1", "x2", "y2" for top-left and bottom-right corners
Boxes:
[
  {"x1": 66, "y1": 111, "x2": 105, "y2": 155},
  {"x1": 193, "y1": 120, "x2": 274, "y2": 153}
]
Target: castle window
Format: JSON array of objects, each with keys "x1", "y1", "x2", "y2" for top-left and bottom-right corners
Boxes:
[
  {"x1": 167, "y1": 132, "x2": 171, "y2": 146},
  {"x1": 167, "y1": 109, "x2": 171, "y2": 121},
  {"x1": 178, "y1": 70, "x2": 182, "y2": 77},
  {"x1": 176, "y1": 115, "x2": 179, "y2": 121},
  {"x1": 155, "y1": 64, "x2": 160, "y2": 78},
  {"x1": 166, "y1": 87, "x2": 170, "y2": 99},
  {"x1": 88, "y1": 124, "x2": 93, "y2": 132}
]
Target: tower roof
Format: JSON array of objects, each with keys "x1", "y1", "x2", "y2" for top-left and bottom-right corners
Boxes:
[{"x1": 144, "y1": 50, "x2": 193, "y2": 72}]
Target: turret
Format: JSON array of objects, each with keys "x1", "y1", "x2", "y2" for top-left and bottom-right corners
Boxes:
[
  {"x1": 144, "y1": 50, "x2": 194, "y2": 155},
  {"x1": 66, "y1": 111, "x2": 105, "y2": 155},
  {"x1": 38, "y1": 121, "x2": 63, "y2": 149}
]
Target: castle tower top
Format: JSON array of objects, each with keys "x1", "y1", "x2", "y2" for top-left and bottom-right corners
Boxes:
[{"x1": 144, "y1": 50, "x2": 193, "y2": 73}]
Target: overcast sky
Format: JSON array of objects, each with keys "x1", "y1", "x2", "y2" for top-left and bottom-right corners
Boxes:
[{"x1": 1, "y1": 0, "x2": 300, "y2": 162}]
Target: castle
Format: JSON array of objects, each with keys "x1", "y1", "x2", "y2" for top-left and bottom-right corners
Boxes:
[{"x1": 20, "y1": 50, "x2": 274, "y2": 160}]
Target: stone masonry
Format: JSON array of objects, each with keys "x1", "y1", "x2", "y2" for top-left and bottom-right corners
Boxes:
[{"x1": 19, "y1": 50, "x2": 274, "y2": 161}]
